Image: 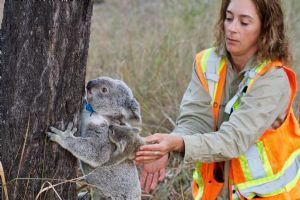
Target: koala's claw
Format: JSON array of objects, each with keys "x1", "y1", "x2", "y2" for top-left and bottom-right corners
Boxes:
[
  {"x1": 49, "y1": 126, "x2": 64, "y2": 136},
  {"x1": 66, "y1": 122, "x2": 77, "y2": 136},
  {"x1": 47, "y1": 131, "x2": 58, "y2": 142},
  {"x1": 48, "y1": 122, "x2": 77, "y2": 138},
  {"x1": 66, "y1": 122, "x2": 74, "y2": 131}
]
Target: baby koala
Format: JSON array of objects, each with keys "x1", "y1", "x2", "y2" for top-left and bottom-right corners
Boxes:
[
  {"x1": 47, "y1": 76, "x2": 144, "y2": 200},
  {"x1": 107, "y1": 124, "x2": 145, "y2": 166}
]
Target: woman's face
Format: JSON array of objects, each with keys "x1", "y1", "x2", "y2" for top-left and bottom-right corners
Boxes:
[{"x1": 224, "y1": 0, "x2": 261, "y2": 57}]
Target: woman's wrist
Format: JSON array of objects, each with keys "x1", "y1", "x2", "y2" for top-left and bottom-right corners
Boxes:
[{"x1": 172, "y1": 135, "x2": 185, "y2": 152}]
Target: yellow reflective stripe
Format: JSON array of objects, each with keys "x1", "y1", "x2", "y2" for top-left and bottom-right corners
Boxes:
[
  {"x1": 201, "y1": 48, "x2": 213, "y2": 72},
  {"x1": 193, "y1": 162, "x2": 204, "y2": 199},
  {"x1": 264, "y1": 169, "x2": 300, "y2": 197},
  {"x1": 254, "y1": 60, "x2": 268, "y2": 73},
  {"x1": 193, "y1": 170, "x2": 201, "y2": 184},
  {"x1": 247, "y1": 79, "x2": 255, "y2": 91},
  {"x1": 232, "y1": 60, "x2": 271, "y2": 110},
  {"x1": 237, "y1": 149, "x2": 300, "y2": 191},
  {"x1": 285, "y1": 168, "x2": 300, "y2": 191},
  {"x1": 232, "y1": 98, "x2": 241, "y2": 111},
  {"x1": 233, "y1": 194, "x2": 241, "y2": 199},
  {"x1": 247, "y1": 193, "x2": 257, "y2": 199},
  {"x1": 195, "y1": 161, "x2": 201, "y2": 171},
  {"x1": 256, "y1": 141, "x2": 273, "y2": 177},
  {"x1": 239, "y1": 154, "x2": 253, "y2": 181},
  {"x1": 243, "y1": 165, "x2": 300, "y2": 198},
  {"x1": 194, "y1": 192, "x2": 201, "y2": 200},
  {"x1": 247, "y1": 60, "x2": 270, "y2": 90},
  {"x1": 218, "y1": 57, "x2": 226, "y2": 74},
  {"x1": 213, "y1": 80, "x2": 218, "y2": 103}
]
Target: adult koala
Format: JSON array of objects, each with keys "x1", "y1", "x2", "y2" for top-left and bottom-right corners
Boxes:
[{"x1": 47, "y1": 76, "x2": 144, "y2": 200}]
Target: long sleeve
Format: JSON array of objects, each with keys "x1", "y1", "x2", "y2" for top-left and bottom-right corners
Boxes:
[
  {"x1": 181, "y1": 67, "x2": 290, "y2": 163},
  {"x1": 171, "y1": 63, "x2": 215, "y2": 137}
]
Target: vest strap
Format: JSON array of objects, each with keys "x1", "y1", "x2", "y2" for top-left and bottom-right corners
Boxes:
[
  {"x1": 232, "y1": 185, "x2": 243, "y2": 200},
  {"x1": 224, "y1": 61, "x2": 270, "y2": 115},
  {"x1": 225, "y1": 94, "x2": 239, "y2": 114},
  {"x1": 244, "y1": 70, "x2": 257, "y2": 79},
  {"x1": 205, "y1": 52, "x2": 221, "y2": 104},
  {"x1": 204, "y1": 72, "x2": 220, "y2": 82}
]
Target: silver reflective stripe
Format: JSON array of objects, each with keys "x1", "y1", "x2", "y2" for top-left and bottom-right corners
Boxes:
[
  {"x1": 239, "y1": 155, "x2": 300, "y2": 198},
  {"x1": 224, "y1": 69, "x2": 255, "y2": 114},
  {"x1": 244, "y1": 70, "x2": 257, "y2": 79},
  {"x1": 205, "y1": 51, "x2": 221, "y2": 100},
  {"x1": 232, "y1": 185, "x2": 241, "y2": 200},
  {"x1": 232, "y1": 191, "x2": 240, "y2": 200},
  {"x1": 244, "y1": 145, "x2": 267, "y2": 179},
  {"x1": 225, "y1": 95, "x2": 238, "y2": 114},
  {"x1": 204, "y1": 72, "x2": 219, "y2": 82}
]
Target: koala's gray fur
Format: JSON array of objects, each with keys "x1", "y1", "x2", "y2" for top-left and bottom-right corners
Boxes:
[
  {"x1": 47, "y1": 76, "x2": 144, "y2": 200},
  {"x1": 106, "y1": 125, "x2": 144, "y2": 165}
]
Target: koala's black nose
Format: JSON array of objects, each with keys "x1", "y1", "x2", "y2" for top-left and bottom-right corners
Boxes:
[{"x1": 86, "y1": 80, "x2": 96, "y2": 91}]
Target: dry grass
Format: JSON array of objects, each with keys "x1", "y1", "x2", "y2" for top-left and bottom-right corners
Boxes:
[{"x1": 87, "y1": 0, "x2": 300, "y2": 199}]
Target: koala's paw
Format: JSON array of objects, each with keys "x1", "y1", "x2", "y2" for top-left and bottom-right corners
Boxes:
[{"x1": 47, "y1": 122, "x2": 77, "y2": 142}]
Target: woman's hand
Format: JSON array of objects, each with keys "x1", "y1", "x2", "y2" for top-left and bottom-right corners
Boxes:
[
  {"x1": 135, "y1": 133, "x2": 184, "y2": 164},
  {"x1": 138, "y1": 154, "x2": 168, "y2": 193}
]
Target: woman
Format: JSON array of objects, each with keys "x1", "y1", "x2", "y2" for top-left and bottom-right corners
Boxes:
[{"x1": 135, "y1": 0, "x2": 300, "y2": 199}]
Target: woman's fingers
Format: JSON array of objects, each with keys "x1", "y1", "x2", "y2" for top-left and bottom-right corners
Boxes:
[
  {"x1": 136, "y1": 158, "x2": 162, "y2": 165},
  {"x1": 140, "y1": 168, "x2": 148, "y2": 189},
  {"x1": 138, "y1": 155, "x2": 169, "y2": 193},
  {"x1": 150, "y1": 172, "x2": 159, "y2": 191},
  {"x1": 158, "y1": 167, "x2": 166, "y2": 181},
  {"x1": 144, "y1": 134, "x2": 161, "y2": 144},
  {"x1": 143, "y1": 171, "x2": 159, "y2": 193},
  {"x1": 135, "y1": 149, "x2": 166, "y2": 164},
  {"x1": 139, "y1": 144, "x2": 162, "y2": 151},
  {"x1": 135, "y1": 155, "x2": 162, "y2": 163},
  {"x1": 141, "y1": 162, "x2": 166, "y2": 193},
  {"x1": 136, "y1": 150, "x2": 164, "y2": 157},
  {"x1": 144, "y1": 173, "x2": 153, "y2": 193}
]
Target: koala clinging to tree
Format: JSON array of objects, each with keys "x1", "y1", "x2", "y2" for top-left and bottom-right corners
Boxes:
[{"x1": 47, "y1": 76, "x2": 145, "y2": 200}]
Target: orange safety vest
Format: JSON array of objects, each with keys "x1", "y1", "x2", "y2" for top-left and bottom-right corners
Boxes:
[{"x1": 192, "y1": 48, "x2": 300, "y2": 200}]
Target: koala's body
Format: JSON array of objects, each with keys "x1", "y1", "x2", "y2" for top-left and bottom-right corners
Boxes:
[{"x1": 47, "y1": 77, "x2": 144, "y2": 200}]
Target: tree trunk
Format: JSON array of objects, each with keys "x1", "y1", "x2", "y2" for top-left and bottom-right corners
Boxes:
[{"x1": 0, "y1": 1, "x2": 93, "y2": 199}]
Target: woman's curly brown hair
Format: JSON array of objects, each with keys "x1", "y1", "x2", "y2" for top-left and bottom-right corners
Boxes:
[{"x1": 214, "y1": 0, "x2": 292, "y2": 65}]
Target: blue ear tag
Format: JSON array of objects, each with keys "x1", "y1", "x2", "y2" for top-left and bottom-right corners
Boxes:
[{"x1": 85, "y1": 103, "x2": 95, "y2": 116}]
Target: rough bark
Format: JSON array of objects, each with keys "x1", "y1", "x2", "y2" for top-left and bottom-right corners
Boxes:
[{"x1": 0, "y1": 0, "x2": 93, "y2": 199}]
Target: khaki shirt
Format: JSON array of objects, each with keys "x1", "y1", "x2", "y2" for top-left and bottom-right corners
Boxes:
[{"x1": 171, "y1": 55, "x2": 290, "y2": 199}]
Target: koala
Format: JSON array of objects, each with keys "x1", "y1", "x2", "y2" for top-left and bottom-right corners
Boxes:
[
  {"x1": 47, "y1": 76, "x2": 145, "y2": 200},
  {"x1": 106, "y1": 124, "x2": 144, "y2": 165}
]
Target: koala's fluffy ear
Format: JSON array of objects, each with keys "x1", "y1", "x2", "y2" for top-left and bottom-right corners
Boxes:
[{"x1": 126, "y1": 98, "x2": 142, "y2": 124}]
